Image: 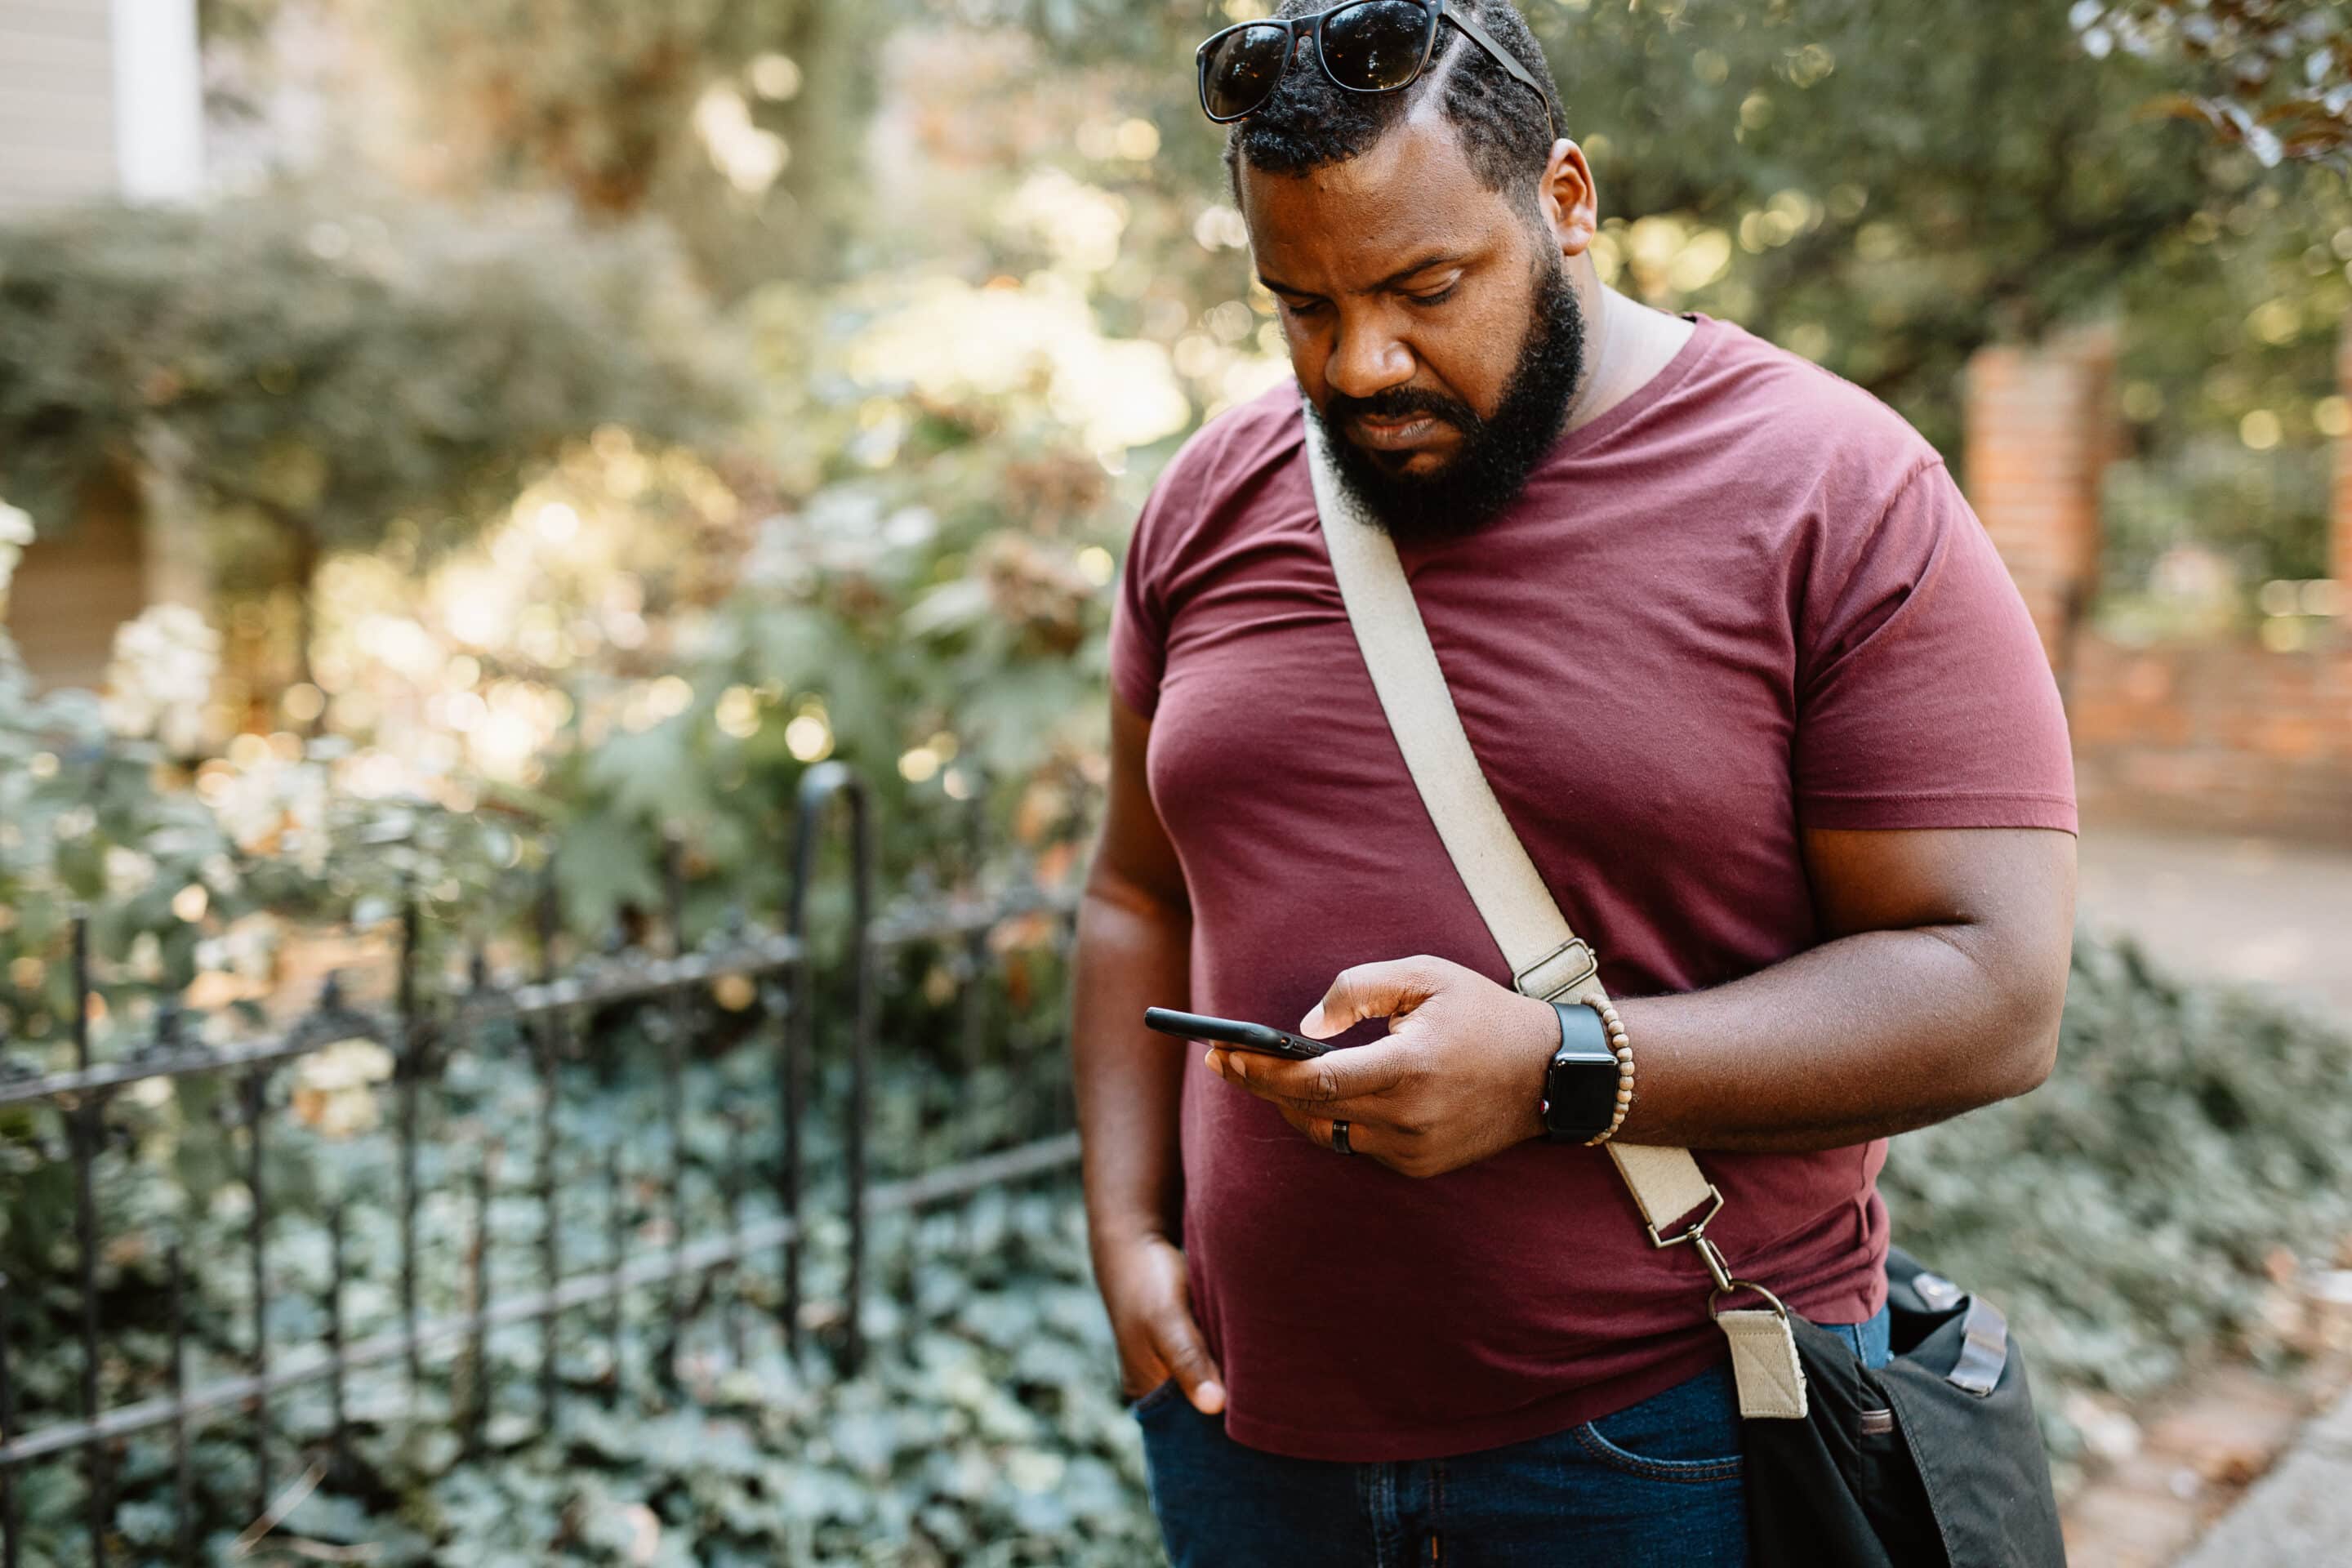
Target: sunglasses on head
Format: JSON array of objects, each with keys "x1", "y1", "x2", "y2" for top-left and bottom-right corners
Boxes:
[{"x1": 1196, "y1": 0, "x2": 1557, "y2": 141}]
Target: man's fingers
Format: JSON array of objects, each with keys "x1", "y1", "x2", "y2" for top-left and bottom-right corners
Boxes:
[
  {"x1": 1298, "y1": 956, "x2": 1452, "y2": 1039},
  {"x1": 1152, "y1": 1314, "x2": 1227, "y2": 1414},
  {"x1": 1275, "y1": 1102, "x2": 1370, "y2": 1155},
  {"x1": 1271, "y1": 1102, "x2": 1441, "y2": 1178},
  {"x1": 1118, "y1": 1354, "x2": 1167, "y2": 1402},
  {"x1": 1209, "y1": 1038, "x2": 1416, "y2": 1106}
]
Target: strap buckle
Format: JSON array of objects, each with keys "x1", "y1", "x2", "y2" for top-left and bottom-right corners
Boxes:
[
  {"x1": 1514, "y1": 938, "x2": 1599, "y2": 1000},
  {"x1": 1642, "y1": 1184, "x2": 1725, "y2": 1251}
]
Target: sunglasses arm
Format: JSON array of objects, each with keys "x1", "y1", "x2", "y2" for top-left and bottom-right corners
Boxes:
[{"x1": 1447, "y1": 7, "x2": 1559, "y2": 144}]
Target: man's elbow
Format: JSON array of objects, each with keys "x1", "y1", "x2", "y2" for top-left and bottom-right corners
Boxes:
[
  {"x1": 1993, "y1": 1018, "x2": 2060, "y2": 1102},
  {"x1": 1986, "y1": 963, "x2": 2069, "y2": 1102}
]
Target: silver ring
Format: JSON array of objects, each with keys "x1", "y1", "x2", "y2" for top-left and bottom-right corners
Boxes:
[{"x1": 1331, "y1": 1119, "x2": 1353, "y2": 1155}]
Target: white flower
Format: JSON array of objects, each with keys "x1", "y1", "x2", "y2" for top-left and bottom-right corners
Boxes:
[
  {"x1": 126, "y1": 931, "x2": 163, "y2": 982},
  {"x1": 104, "y1": 846, "x2": 158, "y2": 898},
  {"x1": 293, "y1": 1037, "x2": 394, "y2": 1138},
  {"x1": 284, "y1": 764, "x2": 332, "y2": 877},
  {"x1": 102, "y1": 604, "x2": 221, "y2": 753},
  {"x1": 0, "y1": 501, "x2": 33, "y2": 604}
]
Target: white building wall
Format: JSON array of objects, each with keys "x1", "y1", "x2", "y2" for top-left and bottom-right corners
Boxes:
[
  {"x1": 0, "y1": 0, "x2": 200, "y2": 215},
  {"x1": 0, "y1": 0, "x2": 118, "y2": 212}
]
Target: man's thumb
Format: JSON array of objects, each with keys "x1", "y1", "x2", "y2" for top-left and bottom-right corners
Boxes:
[
  {"x1": 1300, "y1": 959, "x2": 1422, "y2": 1039},
  {"x1": 1157, "y1": 1321, "x2": 1227, "y2": 1414}
]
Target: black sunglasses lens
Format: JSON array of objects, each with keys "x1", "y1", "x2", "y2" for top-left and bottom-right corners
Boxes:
[
  {"x1": 1320, "y1": 0, "x2": 1437, "y2": 91},
  {"x1": 1202, "y1": 24, "x2": 1294, "y2": 121}
]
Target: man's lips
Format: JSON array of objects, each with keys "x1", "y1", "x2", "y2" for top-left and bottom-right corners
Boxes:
[{"x1": 1348, "y1": 412, "x2": 1452, "y2": 451}]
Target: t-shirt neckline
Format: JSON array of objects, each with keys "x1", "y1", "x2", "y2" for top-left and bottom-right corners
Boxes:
[{"x1": 1548, "y1": 310, "x2": 1718, "y2": 462}]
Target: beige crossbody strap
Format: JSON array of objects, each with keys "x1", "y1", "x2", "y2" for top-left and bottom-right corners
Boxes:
[{"x1": 1301, "y1": 402, "x2": 1806, "y2": 1419}]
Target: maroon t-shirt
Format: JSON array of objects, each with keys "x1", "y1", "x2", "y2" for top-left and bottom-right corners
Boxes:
[{"x1": 1108, "y1": 311, "x2": 2076, "y2": 1462}]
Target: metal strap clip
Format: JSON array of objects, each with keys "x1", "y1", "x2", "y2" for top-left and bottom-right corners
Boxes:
[
  {"x1": 1514, "y1": 938, "x2": 1599, "y2": 1000},
  {"x1": 1643, "y1": 1185, "x2": 1791, "y2": 1321},
  {"x1": 1642, "y1": 1184, "x2": 1725, "y2": 1251}
]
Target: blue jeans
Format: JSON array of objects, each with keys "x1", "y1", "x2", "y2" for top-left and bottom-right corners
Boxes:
[{"x1": 1132, "y1": 1307, "x2": 1891, "y2": 1568}]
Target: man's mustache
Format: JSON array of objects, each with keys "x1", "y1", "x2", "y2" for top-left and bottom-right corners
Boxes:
[{"x1": 1325, "y1": 386, "x2": 1481, "y2": 432}]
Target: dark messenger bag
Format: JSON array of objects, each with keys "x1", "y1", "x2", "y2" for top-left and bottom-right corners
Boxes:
[
  {"x1": 1740, "y1": 1246, "x2": 2065, "y2": 1566},
  {"x1": 1300, "y1": 399, "x2": 2066, "y2": 1567}
]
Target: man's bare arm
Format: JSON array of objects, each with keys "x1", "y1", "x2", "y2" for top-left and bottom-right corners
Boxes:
[
  {"x1": 1071, "y1": 696, "x2": 1230, "y2": 1410},
  {"x1": 1206, "y1": 825, "x2": 2075, "y2": 1174},
  {"x1": 1613, "y1": 826, "x2": 2076, "y2": 1153},
  {"x1": 1071, "y1": 695, "x2": 1193, "y2": 1253}
]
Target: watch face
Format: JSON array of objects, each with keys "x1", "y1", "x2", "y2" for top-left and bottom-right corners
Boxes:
[{"x1": 1546, "y1": 1052, "x2": 1619, "y2": 1138}]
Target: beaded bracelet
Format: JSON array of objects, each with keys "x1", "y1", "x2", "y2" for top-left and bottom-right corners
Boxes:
[{"x1": 1580, "y1": 994, "x2": 1636, "y2": 1147}]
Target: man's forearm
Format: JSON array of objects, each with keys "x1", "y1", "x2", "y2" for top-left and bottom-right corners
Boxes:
[
  {"x1": 1071, "y1": 870, "x2": 1192, "y2": 1258},
  {"x1": 1612, "y1": 921, "x2": 2069, "y2": 1155}
]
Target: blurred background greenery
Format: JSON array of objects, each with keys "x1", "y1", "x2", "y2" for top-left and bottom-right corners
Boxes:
[
  {"x1": 2, "y1": 0, "x2": 2350, "y2": 1562},
  {"x1": 2, "y1": 0, "x2": 2346, "y2": 957}
]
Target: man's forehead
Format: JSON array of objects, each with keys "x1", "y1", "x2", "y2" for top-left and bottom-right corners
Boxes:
[{"x1": 1238, "y1": 118, "x2": 1517, "y2": 289}]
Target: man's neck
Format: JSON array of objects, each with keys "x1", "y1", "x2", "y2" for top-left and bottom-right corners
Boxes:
[{"x1": 1561, "y1": 287, "x2": 1696, "y2": 438}]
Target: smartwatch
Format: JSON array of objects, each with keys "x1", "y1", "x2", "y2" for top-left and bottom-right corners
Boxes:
[{"x1": 1540, "y1": 999, "x2": 1619, "y2": 1145}]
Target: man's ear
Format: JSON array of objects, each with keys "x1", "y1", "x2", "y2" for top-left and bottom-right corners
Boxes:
[{"x1": 1538, "y1": 140, "x2": 1598, "y2": 261}]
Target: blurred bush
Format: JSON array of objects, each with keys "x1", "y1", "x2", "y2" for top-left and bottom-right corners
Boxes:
[
  {"x1": 0, "y1": 496, "x2": 525, "y2": 1080},
  {"x1": 0, "y1": 189, "x2": 744, "y2": 601},
  {"x1": 7, "y1": 920, "x2": 2350, "y2": 1563},
  {"x1": 1886, "y1": 933, "x2": 2352, "y2": 1473}
]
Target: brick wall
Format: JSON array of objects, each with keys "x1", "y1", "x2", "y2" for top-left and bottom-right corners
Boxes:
[
  {"x1": 2067, "y1": 638, "x2": 2352, "y2": 841},
  {"x1": 1965, "y1": 326, "x2": 2118, "y2": 666},
  {"x1": 1966, "y1": 321, "x2": 2352, "y2": 844}
]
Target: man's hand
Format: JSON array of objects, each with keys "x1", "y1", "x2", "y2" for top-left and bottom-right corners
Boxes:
[
  {"x1": 1203, "y1": 955, "x2": 1559, "y2": 1179},
  {"x1": 1096, "y1": 1230, "x2": 1227, "y2": 1414}
]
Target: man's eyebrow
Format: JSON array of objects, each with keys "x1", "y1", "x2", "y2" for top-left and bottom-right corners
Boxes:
[{"x1": 1256, "y1": 252, "x2": 1472, "y2": 299}]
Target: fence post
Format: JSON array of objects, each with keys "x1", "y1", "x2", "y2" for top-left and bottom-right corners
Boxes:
[
  {"x1": 534, "y1": 864, "x2": 564, "y2": 1436},
  {"x1": 242, "y1": 1063, "x2": 270, "y2": 1526},
  {"x1": 791, "y1": 763, "x2": 875, "y2": 1375},
  {"x1": 1, "y1": 1268, "x2": 20, "y2": 1568},
  {"x1": 69, "y1": 915, "x2": 110, "y2": 1568},
  {"x1": 397, "y1": 886, "x2": 423, "y2": 1396},
  {"x1": 658, "y1": 835, "x2": 689, "y2": 1394},
  {"x1": 168, "y1": 1243, "x2": 190, "y2": 1567}
]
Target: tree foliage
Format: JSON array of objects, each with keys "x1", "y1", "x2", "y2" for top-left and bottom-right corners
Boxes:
[
  {"x1": 307, "y1": 0, "x2": 891, "y2": 290},
  {"x1": 2074, "y1": 0, "x2": 2352, "y2": 167},
  {"x1": 0, "y1": 191, "x2": 742, "y2": 568}
]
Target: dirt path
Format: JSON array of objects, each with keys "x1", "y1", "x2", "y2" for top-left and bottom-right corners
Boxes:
[
  {"x1": 2063, "y1": 821, "x2": 2352, "y2": 1566},
  {"x1": 2076, "y1": 822, "x2": 2352, "y2": 1021}
]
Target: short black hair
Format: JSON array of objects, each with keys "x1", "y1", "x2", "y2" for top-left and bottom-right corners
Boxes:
[{"x1": 1225, "y1": 0, "x2": 1566, "y2": 205}]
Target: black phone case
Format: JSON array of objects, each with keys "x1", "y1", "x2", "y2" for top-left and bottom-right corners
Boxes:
[{"x1": 1143, "y1": 1006, "x2": 1333, "y2": 1059}]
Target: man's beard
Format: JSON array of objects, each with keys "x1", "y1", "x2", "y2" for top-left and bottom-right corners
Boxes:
[{"x1": 1313, "y1": 255, "x2": 1586, "y2": 546}]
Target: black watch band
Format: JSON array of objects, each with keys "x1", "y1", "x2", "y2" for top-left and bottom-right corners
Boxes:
[{"x1": 1540, "y1": 999, "x2": 1620, "y2": 1145}]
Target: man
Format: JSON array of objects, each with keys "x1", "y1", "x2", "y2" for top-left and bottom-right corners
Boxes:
[{"x1": 1070, "y1": 1, "x2": 2078, "y2": 1561}]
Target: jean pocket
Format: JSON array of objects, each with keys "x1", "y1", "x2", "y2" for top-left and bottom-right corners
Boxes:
[
  {"x1": 1569, "y1": 1366, "x2": 1744, "y2": 1483},
  {"x1": 1125, "y1": 1377, "x2": 1183, "y2": 1419}
]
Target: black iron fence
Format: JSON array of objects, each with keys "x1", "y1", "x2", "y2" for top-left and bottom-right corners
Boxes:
[{"x1": 0, "y1": 764, "x2": 1088, "y2": 1566}]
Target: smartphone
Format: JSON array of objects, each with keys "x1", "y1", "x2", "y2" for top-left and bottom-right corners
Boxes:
[{"x1": 1143, "y1": 1006, "x2": 1333, "y2": 1060}]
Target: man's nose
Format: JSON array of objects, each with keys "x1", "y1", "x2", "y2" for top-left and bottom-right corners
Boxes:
[{"x1": 1324, "y1": 316, "x2": 1416, "y2": 403}]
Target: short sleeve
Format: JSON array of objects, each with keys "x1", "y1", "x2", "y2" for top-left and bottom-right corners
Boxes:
[
  {"x1": 1109, "y1": 494, "x2": 1170, "y2": 719},
  {"x1": 1108, "y1": 433, "x2": 1209, "y2": 719},
  {"x1": 1793, "y1": 460, "x2": 2077, "y2": 833}
]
